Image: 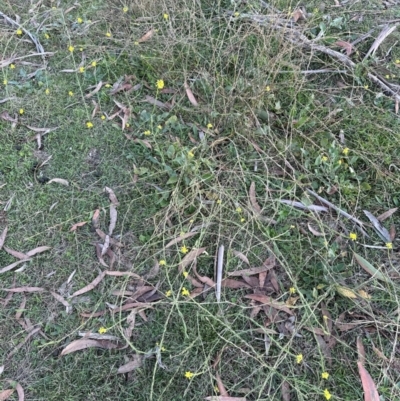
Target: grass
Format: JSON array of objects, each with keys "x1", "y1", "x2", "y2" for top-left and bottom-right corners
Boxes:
[{"x1": 1, "y1": 0, "x2": 400, "y2": 400}]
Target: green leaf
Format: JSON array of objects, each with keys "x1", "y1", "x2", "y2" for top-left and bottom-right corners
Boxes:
[{"x1": 353, "y1": 252, "x2": 389, "y2": 282}]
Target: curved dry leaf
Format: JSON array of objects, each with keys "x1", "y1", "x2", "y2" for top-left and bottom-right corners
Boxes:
[
  {"x1": 85, "y1": 81, "x2": 103, "y2": 98},
  {"x1": 165, "y1": 232, "x2": 198, "y2": 248},
  {"x1": 26, "y1": 246, "x2": 51, "y2": 257},
  {"x1": 111, "y1": 302, "x2": 152, "y2": 314},
  {"x1": 27, "y1": 126, "x2": 59, "y2": 134},
  {"x1": 80, "y1": 310, "x2": 107, "y2": 318},
  {"x1": 353, "y1": 252, "x2": 388, "y2": 282},
  {"x1": 227, "y1": 265, "x2": 274, "y2": 277},
  {"x1": 179, "y1": 247, "x2": 207, "y2": 272},
  {"x1": 336, "y1": 285, "x2": 357, "y2": 299},
  {"x1": 138, "y1": 28, "x2": 154, "y2": 43},
  {"x1": 221, "y1": 278, "x2": 251, "y2": 289},
  {"x1": 245, "y1": 294, "x2": 293, "y2": 315},
  {"x1": 358, "y1": 361, "x2": 380, "y2": 401},
  {"x1": 231, "y1": 249, "x2": 249, "y2": 265},
  {"x1": 104, "y1": 187, "x2": 119, "y2": 206},
  {"x1": 70, "y1": 221, "x2": 87, "y2": 231},
  {"x1": 144, "y1": 95, "x2": 171, "y2": 110},
  {"x1": 4, "y1": 287, "x2": 44, "y2": 293},
  {"x1": 390, "y1": 224, "x2": 396, "y2": 241},
  {"x1": 280, "y1": 200, "x2": 328, "y2": 212},
  {"x1": 92, "y1": 209, "x2": 100, "y2": 228},
  {"x1": 108, "y1": 205, "x2": 117, "y2": 236},
  {"x1": 96, "y1": 229, "x2": 123, "y2": 247},
  {"x1": 335, "y1": 40, "x2": 353, "y2": 56},
  {"x1": 48, "y1": 178, "x2": 69, "y2": 186},
  {"x1": 117, "y1": 354, "x2": 143, "y2": 374},
  {"x1": 0, "y1": 259, "x2": 32, "y2": 274},
  {"x1": 216, "y1": 373, "x2": 229, "y2": 397},
  {"x1": 60, "y1": 339, "x2": 105, "y2": 356},
  {"x1": 307, "y1": 223, "x2": 324, "y2": 236},
  {"x1": 249, "y1": 182, "x2": 261, "y2": 213},
  {"x1": 0, "y1": 365, "x2": 3, "y2": 375},
  {"x1": 282, "y1": 381, "x2": 290, "y2": 401},
  {"x1": 0, "y1": 111, "x2": 18, "y2": 123},
  {"x1": 50, "y1": 291, "x2": 70, "y2": 308},
  {"x1": 70, "y1": 272, "x2": 106, "y2": 298},
  {"x1": 377, "y1": 207, "x2": 397, "y2": 221},
  {"x1": 357, "y1": 337, "x2": 366, "y2": 365},
  {"x1": 184, "y1": 81, "x2": 198, "y2": 106},
  {"x1": 14, "y1": 382, "x2": 24, "y2": 401},
  {"x1": 363, "y1": 210, "x2": 391, "y2": 242},
  {"x1": 204, "y1": 397, "x2": 246, "y2": 401},
  {"x1": 101, "y1": 235, "x2": 110, "y2": 256},
  {"x1": 0, "y1": 389, "x2": 14, "y2": 401},
  {"x1": 95, "y1": 243, "x2": 108, "y2": 267},
  {"x1": 105, "y1": 271, "x2": 141, "y2": 279},
  {"x1": 292, "y1": 8, "x2": 305, "y2": 22},
  {"x1": 0, "y1": 226, "x2": 7, "y2": 249},
  {"x1": 4, "y1": 247, "x2": 29, "y2": 260}
]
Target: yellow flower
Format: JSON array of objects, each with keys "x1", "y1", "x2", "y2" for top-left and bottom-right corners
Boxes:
[
  {"x1": 19, "y1": 108, "x2": 24, "y2": 115},
  {"x1": 156, "y1": 79, "x2": 165, "y2": 89},
  {"x1": 157, "y1": 125, "x2": 162, "y2": 129},
  {"x1": 265, "y1": 85, "x2": 271, "y2": 92},
  {"x1": 126, "y1": 123, "x2": 130, "y2": 127},
  {"x1": 68, "y1": 45, "x2": 74, "y2": 52},
  {"x1": 91, "y1": 61, "x2": 97, "y2": 67},
  {"x1": 77, "y1": 17, "x2": 83, "y2": 23},
  {"x1": 101, "y1": 115, "x2": 106, "y2": 120},
  {"x1": 10, "y1": 64, "x2": 15, "y2": 69},
  {"x1": 98, "y1": 327, "x2": 107, "y2": 334},
  {"x1": 289, "y1": 287, "x2": 296, "y2": 294},
  {"x1": 386, "y1": 242, "x2": 393, "y2": 249},
  {"x1": 240, "y1": 218, "x2": 245, "y2": 223},
  {"x1": 183, "y1": 271, "x2": 188, "y2": 278},
  {"x1": 165, "y1": 290, "x2": 172, "y2": 297},
  {"x1": 3, "y1": 79, "x2": 7, "y2": 85},
  {"x1": 187, "y1": 151, "x2": 194, "y2": 158},
  {"x1": 45, "y1": 88, "x2": 50, "y2": 95},
  {"x1": 159, "y1": 259, "x2": 166, "y2": 266},
  {"x1": 217, "y1": 199, "x2": 222, "y2": 205},
  {"x1": 321, "y1": 155, "x2": 328, "y2": 162},
  {"x1": 236, "y1": 207, "x2": 242, "y2": 213},
  {"x1": 79, "y1": 47, "x2": 84, "y2": 51},
  {"x1": 106, "y1": 32, "x2": 111, "y2": 37},
  {"x1": 396, "y1": 59, "x2": 400, "y2": 64},
  {"x1": 44, "y1": 33, "x2": 50, "y2": 39},
  {"x1": 181, "y1": 287, "x2": 190, "y2": 296},
  {"x1": 163, "y1": 13, "x2": 169, "y2": 20},
  {"x1": 296, "y1": 354, "x2": 303, "y2": 364},
  {"x1": 321, "y1": 372, "x2": 329, "y2": 379},
  {"x1": 16, "y1": 29, "x2": 23, "y2": 35},
  {"x1": 144, "y1": 130, "x2": 151, "y2": 136},
  {"x1": 86, "y1": 121, "x2": 94, "y2": 128},
  {"x1": 323, "y1": 389, "x2": 332, "y2": 400},
  {"x1": 385, "y1": 74, "x2": 390, "y2": 79},
  {"x1": 349, "y1": 232, "x2": 357, "y2": 241},
  {"x1": 184, "y1": 371, "x2": 194, "y2": 379},
  {"x1": 338, "y1": 159, "x2": 343, "y2": 165},
  {"x1": 234, "y1": 12, "x2": 240, "y2": 17},
  {"x1": 79, "y1": 66, "x2": 85, "y2": 73},
  {"x1": 105, "y1": 83, "x2": 111, "y2": 88},
  {"x1": 342, "y1": 147, "x2": 349, "y2": 156},
  {"x1": 180, "y1": 245, "x2": 189, "y2": 254},
  {"x1": 364, "y1": 85, "x2": 369, "y2": 89},
  {"x1": 134, "y1": 41, "x2": 139, "y2": 46},
  {"x1": 123, "y1": 6, "x2": 128, "y2": 13},
  {"x1": 68, "y1": 91, "x2": 74, "y2": 96},
  {"x1": 207, "y1": 123, "x2": 213, "y2": 129}
]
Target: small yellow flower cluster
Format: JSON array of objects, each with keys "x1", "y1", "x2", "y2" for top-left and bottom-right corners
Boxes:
[
  {"x1": 163, "y1": 13, "x2": 169, "y2": 20},
  {"x1": 68, "y1": 91, "x2": 74, "y2": 96},
  {"x1": 386, "y1": 242, "x2": 393, "y2": 249},
  {"x1": 321, "y1": 371, "x2": 329, "y2": 379},
  {"x1": 321, "y1": 155, "x2": 328, "y2": 162},
  {"x1": 159, "y1": 259, "x2": 166, "y2": 266},
  {"x1": 342, "y1": 147, "x2": 349, "y2": 156},
  {"x1": 182, "y1": 271, "x2": 189, "y2": 278},
  {"x1": 184, "y1": 371, "x2": 194, "y2": 379},
  {"x1": 187, "y1": 151, "x2": 194, "y2": 159},
  {"x1": 296, "y1": 354, "x2": 303, "y2": 364},
  {"x1": 77, "y1": 17, "x2": 83, "y2": 23},
  {"x1": 79, "y1": 66, "x2": 85, "y2": 73},
  {"x1": 289, "y1": 287, "x2": 296, "y2": 294},
  {"x1": 156, "y1": 79, "x2": 165, "y2": 89},
  {"x1": 68, "y1": 45, "x2": 74, "y2": 52},
  {"x1": 123, "y1": 6, "x2": 128, "y2": 13},
  {"x1": 180, "y1": 245, "x2": 189, "y2": 254},
  {"x1": 207, "y1": 123, "x2": 213, "y2": 129},
  {"x1": 323, "y1": 389, "x2": 332, "y2": 400},
  {"x1": 10, "y1": 64, "x2": 15, "y2": 69},
  {"x1": 181, "y1": 287, "x2": 190, "y2": 296},
  {"x1": 349, "y1": 232, "x2": 357, "y2": 241},
  {"x1": 165, "y1": 290, "x2": 172, "y2": 297},
  {"x1": 16, "y1": 29, "x2": 23, "y2": 35},
  {"x1": 86, "y1": 122, "x2": 93, "y2": 128},
  {"x1": 45, "y1": 88, "x2": 50, "y2": 95},
  {"x1": 19, "y1": 108, "x2": 24, "y2": 115},
  {"x1": 98, "y1": 327, "x2": 107, "y2": 334},
  {"x1": 106, "y1": 32, "x2": 111, "y2": 37}
]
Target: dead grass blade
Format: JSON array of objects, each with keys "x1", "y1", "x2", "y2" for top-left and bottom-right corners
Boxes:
[
  {"x1": 50, "y1": 291, "x2": 71, "y2": 308},
  {"x1": 92, "y1": 209, "x2": 100, "y2": 228},
  {"x1": 245, "y1": 294, "x2": 294, "y2": 315},
  {"x1": 358, "y1": 361, "x2": 380, "y2": 401},
  {"x1": 96, "y1": 229, "x2": 123, "y2": 247},
  {"x1": 0, "y1": 97, "x2": 16, "y2": 103},
  {"x1": 70, "y1": 221, "x2": 87, "y2": 231},
  {"x1": 4, "y1": 247, "x2": 29, "y2": 260},
  {"x1": 101, "y1": 235, "x2": 110, "y2": 256},
  {"x1": 204, "y1": 397, "x2": 246, "y2": 401},
  {"x1": 249, "y1": 182, "x2": 261, "y2": 213},
  {"x1": 109, "y1": 204, "x2": 117, "y2": 236},
  {"x1": 70, "y1": 272, "x2": 106, "y2": 298},
  {"x1": 165, "y1": 232, "x2": 198, "y2": 248},
  {"x1": 353, "y1": 252, "x2": 389, "y2": 282},
  {"x1": 363, "y1": 210, "x2": 391, "y2": 242},
  {"x1": 7, "y1": 326, "x2": 41, "y2": 359},
  {"x1": 221, "y1": 278, "x2": 251, "y2": 289},
  {"x1": 227, "y1": 265, "x2": 274, "y2": 277},
  {"x1": 117, "y1": 354, "x2": 143, "y2": 373},
  {"x1": 364, "y1": 25, "x2": 397, "y2": 60},
  {"x1": 26, "y1": 246, "x2": 51, "y2": 257},
  {"x1": 231, "y1": 249, "x2": 250, "y2": 265},
  {"x1": 216, "y1": 373, "x2": 229, "y2": 397},
  {"x1": 0, "y1": 389, "x2": 14, "y2": 401},
  {"x1": 4, "y1": 287, "x2": 44, "y2": 293},
  {"x1": 138, "y1": 28, "x2": 154, "y2": 43},
  {"x1": 0, "y1": 227, "x2": 7, "y2": 250},
  {"x1": 282, "y1": 381, "x2": 290, "y2": 401},
  {"x1": 0, "y1": 366, "x2": 3, "y2": 375},
  {"x1": 26, "y1": 126, "x2": 59, "y2": 134},
  {"x1": 307, "y1": 223, "x2": 324, "y2": 236},
  {"x1": 48, "y1": 178, "x2": 69, "y2": 186},
  {"x1": 85, "y1": 81, "x2": 103, "y2": 98},
  {"x1": 179, "y1": 247, "x2": 207, "y2": 272},
  {"x1": 14, "y1": 382, "x2": 24, "y2": 401},
  {"x1": 0, "y1": 111, "x2": 18, "y2": 123},
  {"x1": 0, "y1": 259, "x2": 32, "y2": 274},
  {"x1": 184, "y1": 81, "x2": 199, "y2": 106},
  {"x1": 144, "y1": 95, "x2": 171, "y2": 110},
  {"x1": 95, "y1": 243, "x2": 108, "y2": 267},
  {"x1": 377, "y1": 207, "x2": 397, "y2": 221},
  {"x1": 105, "y1": 271, "x2": 141, "y2": 278},
  {"x1": 111, "y1": 303, "x2": 153, "y2": 314},
  {"x1": 357, "y1": 337, "x2": 366, "y2": 366},
  {"x1": 104, "y1": 187, "x2": 119, "y2": 206},
  {"x1": 61, "y1": 339, "x2": 106, "y2": 356}
]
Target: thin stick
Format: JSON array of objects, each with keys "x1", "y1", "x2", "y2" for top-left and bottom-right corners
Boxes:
[
  {"x1": 0, "y1": 11, "x2": 45, "y2": 55},
  {"x1": 216, "y1": 245, "x2": 224, "y2": 303},
  {"x1": 364, "y1": 25, "x2": 397, "y2": 60}
]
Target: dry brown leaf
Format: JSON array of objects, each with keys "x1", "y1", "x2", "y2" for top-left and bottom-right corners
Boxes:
[
  {"x1": 145, "y1": 260, "x2": 160, "y2": 280},
  {"x1": 221, "y1": 278, "x2": 251, "y2": 289},
  {"x1": 95, "y1": 243, "x2": 108, "y2": 267},
  {"x1": 0, "y1": 389, "x2": 14, "y2": 401},
  {"x1": 292, "y1": 8, "x2": 306, "y2": 22},
  {"x1": 227, "y1": 265, "x2": 274, "y2": 277},
  {"x1": 377, "y1": 207, "x2": 397, "y2": 221},
  {"x1": 80, "y1": 310, "x2": 107, "y2": 318},
  {"x1": 0, "y1": 259, "x2": 32, "y2": 274},
  {"x1": 190, "y1": 287, "x2": 205, "y2": 298},
  {"x1": 14, "y1": 382, "x2": 24, "y2": 401},
  {"x1": 110, "y1": 83, "x2": 133, "y2": 95},
  {"x1": 61, "y1": 339, "x2": 107, "y2": 356},
  {"x1": 50, "y1": 291, "x2": 70, "y2": 308},
  {"x1": 336, "y1": 285, "x2": 357, "y2": 299},
  {"x1": 315, "y1": 334, "x2": 331, "y2": 362},
  {"x1": 204, "y1": 397, "x2": 246, "y2": 401},
  {"x1": 91, "y1": 100, "x2": 99, "y2": 119},
  {"x1": 358, "y1": 362, "x2": 380, "y2": 401},
  {"x1": 125, "y1": 135, "x2": 152, "y2": 149},
  {"x1": 108, "y1": 204, "x2": 117, "y2": 236},
  {"x1": 70, "y1": 221, "x2": 87, "y2": 231},
  {"x1": 138, "y1": 28, "x2": 154, "y2": 43},
  {"x1": 307, "y1": 223, "x2": 324, "y2": 236},
  {"x1": 105, "y1": 271, "x2": 141, "y2": 278},
  {"x1": 4, "y1": 287, "x2": 44, "y2": 293},
  {"x1": 179, "y1": 247, "x2": 207, "y2": 272},
  {"x1": 117, "y1": 354, "x2": 143, "y2": 373},
  {"x1": 184, "y1": 81, "x2": 199, "y2": 106},
  {"x1": 321, "y1": 303, "x2": 333, "y2": 336},
  {"x1": 249, "y1": 182, "x2": 261, "y2": 213},
  {"x1": 282, "y1": 381, "x2": 290, "y2": 401},
  {"x1": 85, "y1": 81, "x2": 103, "y2": 98},
  {"x1": 185, "y1": 273, "x2": 204, "y2": 288},
  {"x1": 231, "y1": 249, "x2": 250, "y2": 265},
  {"x1": 335, "y1": 40, "x2": 353, "y2": 56},
  {"x1": 216, "y1": 373, "x2": 229, "y2": 397},
  {"x1": 26, "y1": 246, "x2": 51, "y2": 257},
  {"x1": 96, "y1": 229, "x2": 123, "y2": 247},
  {"x1": 4, "y1": 247, "x2": 29, "y2": 260},
  {"x1": 70, "y1": 272, "x2": 106, "y2": 298},
  {"x1": 48, "y1": 178, "x2": 69, "y2": 186},
  {"x1": 357, "y1": 337, "x2": 366, "y2": 366},
  {"x1": 0, "y1": 227, "x2": 7, "y2": 250},
  {"x1": 390, "y1": 224, "x2": 396, "y2": 241},
  {"x1": 165, "y1": 232, "x2": 198, "y2": 248},
  {"x1": 104, "y1": 187, "x2": 119, "y2": 206},
  {"x1": 92, "y1": 209, "x2": 100, "y2": 228},
  {"x1": 245, "y1": 294, "x2": 294, "y2": 315},
  {"x1": 144, "y1": 95, "x2": 171, "y2": 110},
  {"x1": 0, "y1": 111, "x2": 17, "y2": 123},
  {"x1": 7, "y1": 326, "x2": 41, "y2": 359},
  {"x1": 304, "y1": 326, "x2": 326, "y2": 336}
]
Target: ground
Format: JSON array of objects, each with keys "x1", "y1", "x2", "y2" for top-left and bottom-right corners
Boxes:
[{"x1": 1, "y1": 0, "x2": 400, "y2": 400}]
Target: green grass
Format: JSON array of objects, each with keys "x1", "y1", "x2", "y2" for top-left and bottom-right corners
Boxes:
[{"x1": 1, "y1": 0, "x2": 400, "y2": 400}]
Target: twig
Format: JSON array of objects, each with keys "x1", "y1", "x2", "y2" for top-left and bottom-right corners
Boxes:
[
  {"x1": 364, "y1": 25, "x2": 397, "y2": 60},
  {"x1": 0, "y1": 11, "x2": 45, "y2": 55},
  {"x1": 351, "y1": 29, "x2": 375, "y2": 46},
  {"x1": 216, "y1": 245, "x2": 224, "y2": 303}
]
